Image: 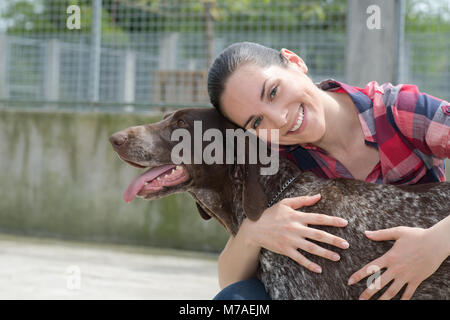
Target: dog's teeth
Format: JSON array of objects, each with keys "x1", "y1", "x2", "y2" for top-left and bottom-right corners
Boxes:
[
  {"x1": 164, "y1": 174, "x2": 169, "y2": 178},
  {"x1": 144, "y1": 182, "x2": 149, "y2": 185},
  {"x1": 176, "y1": 165, "x2": 182, "y2": 170},
  {"x1": 171, "y1": 169, "x2": 175, "y2": 174},
  {"x1": 157, "y1": 177, "x2": 161, "y2": 181}
]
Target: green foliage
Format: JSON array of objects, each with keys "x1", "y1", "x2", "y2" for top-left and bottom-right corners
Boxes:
[
  {"x1": 3, "y1": 0, "x2": 448, "y2": 35},
  {"x1": 2, "y1": 0, "x2": 349, "y2": 34}
]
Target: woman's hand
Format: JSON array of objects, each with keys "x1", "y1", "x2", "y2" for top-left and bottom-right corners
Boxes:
[
  {"x1": 347, "y1": 226, "x2": 449, "y2": 300},
  {"x1": 244, "y1": 194, "x2": 350, "y2": 274}
]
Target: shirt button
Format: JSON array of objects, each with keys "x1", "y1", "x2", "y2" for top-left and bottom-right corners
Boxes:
[{"x1": 443, "y1": 105, "x2": 450, "y2": 115}]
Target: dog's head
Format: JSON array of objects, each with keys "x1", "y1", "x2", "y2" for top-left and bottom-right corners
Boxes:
[{"x1": 109, "y1": 107, "x2": 271, "y2": 226}]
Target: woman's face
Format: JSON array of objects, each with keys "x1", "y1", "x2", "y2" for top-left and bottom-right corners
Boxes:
[{"x1": 220, "y1": 50, "x2": 326, "y2": 146}]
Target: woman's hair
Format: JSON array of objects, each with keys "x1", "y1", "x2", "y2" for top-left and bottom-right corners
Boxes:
[{"x1": 207, "y1": 42, "x2": 288, "y2": 120}]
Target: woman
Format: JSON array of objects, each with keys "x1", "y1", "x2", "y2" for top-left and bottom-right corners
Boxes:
[{"x1": 207, "y1": 42, "x2": 450, "y2": 300}]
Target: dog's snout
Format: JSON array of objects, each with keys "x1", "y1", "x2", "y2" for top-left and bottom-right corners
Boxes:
[{"x1": 109, "y1": 131, "x2": 128, "y2": 148}]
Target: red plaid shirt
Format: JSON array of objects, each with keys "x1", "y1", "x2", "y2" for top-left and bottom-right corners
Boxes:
[{"x1": 278, "y1": 79, "x2": 450, "y2": 185}]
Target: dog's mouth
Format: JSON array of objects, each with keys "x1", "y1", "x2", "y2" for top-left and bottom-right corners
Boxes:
[{"x1": 123, "y1": 162, "x2": 191, "y2": 203}]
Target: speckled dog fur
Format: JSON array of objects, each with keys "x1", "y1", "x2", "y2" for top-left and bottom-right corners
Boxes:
[{"x1": 110, "y1": 108, "x2": 449, "y2": 300}]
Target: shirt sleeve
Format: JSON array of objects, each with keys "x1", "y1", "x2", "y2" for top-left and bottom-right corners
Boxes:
[{"x1": 389, "y1": 84, "x2": 450, "y2": 159}]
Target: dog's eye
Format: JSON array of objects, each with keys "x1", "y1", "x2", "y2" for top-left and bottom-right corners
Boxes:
[{"x1": 176, "y1": 119, "x2": 186, "y2": 127}]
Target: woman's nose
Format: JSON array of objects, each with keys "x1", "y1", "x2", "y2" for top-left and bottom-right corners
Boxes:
[{"x1": 265, "y1": 107, "x2": 288, "y2": 128}]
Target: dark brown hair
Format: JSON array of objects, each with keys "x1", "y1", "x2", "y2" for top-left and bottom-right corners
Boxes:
[{"x1": 207, "y1": 42, "x2": 288, "y2": 123}]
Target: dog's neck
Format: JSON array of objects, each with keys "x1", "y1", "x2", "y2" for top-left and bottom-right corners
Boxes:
[
  {"x1": 188, "y1": 164, "x2": 239, "y2": 234},
  {"x1": 189, "y1": 157, "x2": 324, "y2": 236},
  {"x1": 259, "y1": 158, "x2": 321, "y2": 199}
]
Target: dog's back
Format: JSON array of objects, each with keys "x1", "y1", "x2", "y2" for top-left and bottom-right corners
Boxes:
[{"x1": 258, "y1": 177, "x2": 450, "y2": 299}]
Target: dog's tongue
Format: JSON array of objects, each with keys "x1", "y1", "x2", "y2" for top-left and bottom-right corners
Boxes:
[{"x1": 123, "y1": 164, "x2": 176, "y2": 203}]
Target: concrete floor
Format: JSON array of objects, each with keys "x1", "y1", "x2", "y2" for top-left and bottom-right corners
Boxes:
[{"x1": 0, "y1": 234, "x2": 220, "y2": 300}]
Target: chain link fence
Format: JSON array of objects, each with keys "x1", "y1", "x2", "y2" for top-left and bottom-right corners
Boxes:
[{"x1": 0, "y1": 0, "x2": 448, "y2": 112}]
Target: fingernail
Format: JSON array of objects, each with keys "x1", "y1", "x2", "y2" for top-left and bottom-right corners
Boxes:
[
  {"x1": 341, "y1": 241, "x2": 349, "y2": 249},
  {"x1": 348, "y1": 278, "x2": 355, "y2": 285},
  {"x1": 340, "y1": 219, "x2": 348, "y2": 226},
  {"x1": 314, "y1": 266, "x2": 322, "y2": 273},
  {"x1": 332, "y1": 254, "x2": 340, "y2": 261},
  {"x1": 365, "y1": 231, "x2": 374, "y2": 236}
]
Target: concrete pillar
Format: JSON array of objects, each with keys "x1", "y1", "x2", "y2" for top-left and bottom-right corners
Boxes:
[{"x1": 345, "y1": 0, "x2": 404, "y2": 87}]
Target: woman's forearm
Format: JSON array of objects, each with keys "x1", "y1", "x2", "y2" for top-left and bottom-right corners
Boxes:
[
  {"x1": 429, "y1": 214, "x2": 450, "y2": 257},
  {"x1": 217, "y1": 218, "x2": 261, "y2": 289}
]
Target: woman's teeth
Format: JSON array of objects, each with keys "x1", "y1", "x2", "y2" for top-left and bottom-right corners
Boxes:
[{"x1": 289, "y1": 105, "x2": 304, "y2": 132}]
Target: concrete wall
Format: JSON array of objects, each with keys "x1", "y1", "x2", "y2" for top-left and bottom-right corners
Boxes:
[{"x1": 0, "y1": 109, "x2": 229, "y2": 252}]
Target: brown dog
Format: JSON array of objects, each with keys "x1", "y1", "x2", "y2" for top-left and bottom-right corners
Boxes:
[{"x1": 110, "y1": 107, "x2": 449, "y2": 299}]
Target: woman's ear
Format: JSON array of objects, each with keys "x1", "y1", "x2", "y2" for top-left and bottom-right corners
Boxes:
[{"x1": 280, "y1": 48, "x2": 308, "y2": 73}]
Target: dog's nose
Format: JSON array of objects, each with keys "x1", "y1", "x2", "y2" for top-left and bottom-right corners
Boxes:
[{"x1": 109, "y1": 132, "x2": 128, "y2": 148}]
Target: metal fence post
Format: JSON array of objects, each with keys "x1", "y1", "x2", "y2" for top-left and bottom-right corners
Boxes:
[
  {"x1": 44, "y1": 39, "x2": 60, "y2": 103},
  {"x1": 204, "y1": 0, "x2": 215, "y2": 69},
  {"x1": 159, "y1": 32, "x2": 178, "y2": 70},
  {"x1": 123, "y1": 50, "x2": 136, "y2": 111},
  {"x1": 395, "y1": 0, "x2": 405, "y2": 85},
  {"x1": 0, "y1": 34, "x2": 9, "y2": 100},
  {"x1": 90, "y1": 0, "x2": 102, "y2": 102}
]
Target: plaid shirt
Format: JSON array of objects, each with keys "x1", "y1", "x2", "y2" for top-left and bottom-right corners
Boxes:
[{"x1": 278, "y1": 79, "x2": 450, "y2": 185}]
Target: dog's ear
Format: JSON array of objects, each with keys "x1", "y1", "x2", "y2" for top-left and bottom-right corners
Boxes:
[
  {"x1": 195, "y1": 202, "x2": 212, "y2": 220},
  {"x1": 242, "y1": 163, "x2": 268, "y2": 221},
  {"x1": 163, "y1": 112, "x2": 174, "y2": 120}
]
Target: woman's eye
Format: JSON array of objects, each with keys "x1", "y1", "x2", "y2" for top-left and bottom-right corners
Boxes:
[
  {"x1": 269, "y1": 86, "x2": 278, "y2": 100},
  {"x1": 253, "y1": 116, "x2": 263, "y2": 129}
]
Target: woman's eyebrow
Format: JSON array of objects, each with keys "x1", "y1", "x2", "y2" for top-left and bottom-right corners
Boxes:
[
  {"x1": 243, "y1": 115, "x2": 255, "y2": 128},
  {"x1": 260, "y1": 79, "x2": 268, "y2": 101}
]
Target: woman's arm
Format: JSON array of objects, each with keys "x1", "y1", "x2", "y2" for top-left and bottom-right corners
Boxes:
[
  {"x1": 429, "y1": 214, "x2": 450, "y2": 257},
  {"x1": 217, "y1": 194, "x2": 350, "y2": 289},
  {"x1": 217, "y1": 220, "x2": 261, "y2": 289}
]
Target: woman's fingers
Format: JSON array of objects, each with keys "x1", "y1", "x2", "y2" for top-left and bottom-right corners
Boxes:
[
  {"x1": 301, "y1": 226, "x2": 350, "y2": 250},
  {"x1": 286, "y1": 248, "x2": 323, "y2": 274},
  {"x1": 280, "y1": 195, "x2": 349, "y2": 228},
  {"x1": 358, "y1": 269, "x2": 395, "y2": 300},
  {"x1": 280, "y1": 194, "x2": 321, "y2": 209},
  {"x1": 296, "y1": 238, "x2": 342, "y2": 262},
  {"x1": 299, "y1": 211, "x2": 348, "y2": 228},
  {"x1": 348, "y1": 256, "x2": 387, "y2": 286},
  {"x1": 400, "y1": 282, "x2": 419, "y2": 300},
  {"x1": 378, "y1": 279, "x2": 407, "y2": 300}
]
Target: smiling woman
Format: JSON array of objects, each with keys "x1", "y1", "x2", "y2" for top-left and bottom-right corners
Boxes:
[{"x1": 207, "y1": 41, "x2": 450, "y2": 300}]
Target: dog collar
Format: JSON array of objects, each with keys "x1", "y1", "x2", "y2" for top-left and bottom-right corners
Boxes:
[{"x1": 267, "y1": 173, "x2": 301, "y2": 208}]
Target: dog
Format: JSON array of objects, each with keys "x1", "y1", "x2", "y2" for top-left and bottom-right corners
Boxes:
[{"x1": 109, "y1": 107, "x2": 449, "y2": 299}]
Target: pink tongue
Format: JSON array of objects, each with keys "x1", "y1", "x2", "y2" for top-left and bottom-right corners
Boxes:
[{"x1": 123, "y1": 164, "x2": 176, "y2": 203}]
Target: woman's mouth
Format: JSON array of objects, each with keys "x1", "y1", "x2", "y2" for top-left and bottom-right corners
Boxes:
[{"x1": 287, "y1": 104, "x2": 307, "y2": 135}]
